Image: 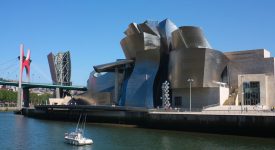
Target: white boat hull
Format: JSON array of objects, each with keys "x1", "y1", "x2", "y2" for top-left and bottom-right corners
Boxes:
[{"x1": 65, "y1": 136, "x2": 93, "y2": 146}]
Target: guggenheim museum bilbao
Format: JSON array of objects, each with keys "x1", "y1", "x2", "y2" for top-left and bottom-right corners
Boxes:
[{"x1": 78, "y1": 19, "x2": 275, "y2": 110}]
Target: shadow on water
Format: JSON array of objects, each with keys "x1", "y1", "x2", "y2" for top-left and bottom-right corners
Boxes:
[{"x1": 1, "y1": 112, "x2": 275, "y2": 150}]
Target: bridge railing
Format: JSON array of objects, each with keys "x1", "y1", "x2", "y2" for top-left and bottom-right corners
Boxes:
[{"x1": 0, "y1": 80, "x2": 87, "y2": 88}]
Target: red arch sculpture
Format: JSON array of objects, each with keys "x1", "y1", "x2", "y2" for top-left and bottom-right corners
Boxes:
[{"x1": 20, "y1": 45, "x2": 31, "y2": 82}]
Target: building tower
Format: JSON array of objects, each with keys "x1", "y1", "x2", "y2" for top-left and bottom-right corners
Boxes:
[{"x1": 47, "y1": 51, "x2": 71, "y2": 98}]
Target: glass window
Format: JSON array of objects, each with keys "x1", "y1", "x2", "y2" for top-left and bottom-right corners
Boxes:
[{"x1": 243, "y1": 81, "x2": 260, "y2": 105}]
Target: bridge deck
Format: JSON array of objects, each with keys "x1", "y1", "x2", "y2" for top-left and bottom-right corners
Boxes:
[{"x1": 0, "y1": 81, "x2": 87, "y2": 91}]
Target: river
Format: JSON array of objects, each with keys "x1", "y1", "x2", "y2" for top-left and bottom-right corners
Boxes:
[{"x1": 0, "y1": 112, "x2": 275, "y2": 150}]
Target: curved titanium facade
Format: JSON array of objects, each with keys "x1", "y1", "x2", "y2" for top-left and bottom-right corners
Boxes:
[
  {"x1": 85, "y1": 19, "x2": 232, "y2": 109},
  {"x1": 158, "y1": 19, "x2": 178, "y2": 51},
  {"x1": 125, "y1": 49, "x2": 160, "y2": 107},
  {"x1": 169, "y1": 26, "x2": 227, "y2": 88},
  {"x1": 121, "y1": 21, "x2": 162, "y2": 108},
  {"x1": 121, "y1": 32, "x2": 161, "y2": 59},
  {"x1": 120, "y1": 19, "x2": 178, "y2": 108},
  {"x1": 172, "y1": 26, "x2": 212, "y2": 50},
  {"x1": 86, "y1": 71, "x2": 115, "y2": 105},
  {"x1": 78, "y1": 18, "x2": 275, "y2": 110},
  {"x1": 169, "y1": 48, "x2": 228, "y2": 88},
  {"x1": 88, "y1": 71, "x2": 115, "y2": 93}
]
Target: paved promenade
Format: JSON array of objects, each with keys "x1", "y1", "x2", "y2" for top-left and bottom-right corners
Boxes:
[{"x1": 150, "y1": 107, "x2": 275, "y2": 116}]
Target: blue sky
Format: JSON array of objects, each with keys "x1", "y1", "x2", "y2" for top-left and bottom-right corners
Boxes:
[{"x1": 0, "y1": 0, "x2": 275, "y2": 85}]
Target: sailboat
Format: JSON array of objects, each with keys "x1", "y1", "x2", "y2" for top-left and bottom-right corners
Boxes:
[{"x1": 64, "y1": 113, "x2": 93, "y2": 146}]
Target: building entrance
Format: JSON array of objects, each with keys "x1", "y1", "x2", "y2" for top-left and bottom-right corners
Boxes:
[{"x1": 243, "y1": 81, "x2": 260, "y2": 105}]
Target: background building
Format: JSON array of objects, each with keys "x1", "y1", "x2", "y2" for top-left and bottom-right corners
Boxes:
[{"x1": 48, "y1": 51, "x2": 71, "y2": 98}]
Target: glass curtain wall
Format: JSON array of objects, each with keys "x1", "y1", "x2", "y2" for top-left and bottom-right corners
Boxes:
[{"x1": 243, "y1": 81, "x2": 260, "y2": 105}]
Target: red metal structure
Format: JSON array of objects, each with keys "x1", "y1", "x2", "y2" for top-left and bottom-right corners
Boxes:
[
  {"x1": 18, "y1": 44, "x2": 31, "y2": 108},
  {"x1": 19, "y1": 46, "x2": 31, "y2": 82}
]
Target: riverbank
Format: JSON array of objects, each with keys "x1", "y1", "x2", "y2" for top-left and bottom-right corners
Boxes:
[
  {"x1": 20, "y1": 105, "x2": 275, "y2": 138},
  {"x1": 0, "y1": 107, "x2": 18, "y2": 112}
]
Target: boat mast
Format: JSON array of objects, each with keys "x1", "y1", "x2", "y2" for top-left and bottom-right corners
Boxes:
[
  {"x1": 75, "y1": 113, "x2": 82, "y2": 132},
  {"x1": 83, "y1": 113, "x2": 87, "y2": 135}
]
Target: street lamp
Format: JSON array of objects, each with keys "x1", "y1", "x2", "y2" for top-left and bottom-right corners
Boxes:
[{"x1": 187, "y1": 78, "x2": 194, "y2": 112}]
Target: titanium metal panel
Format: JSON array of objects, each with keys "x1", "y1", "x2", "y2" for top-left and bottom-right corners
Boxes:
[
  {"x1": 169, "y1": 48, "x2": 228, "y2": 88},
  {"x1": 138, "y1": 21, "x2": 160, "y2": 36},
  {"x1": 171, "y1": 29, "x2": 187, "y2": 50},
  {"x1": 179, "y1": 26, "x2": 212, "y2": 49},
  {"x1": 124, "y1": 23, "x2": 140, "y2": 36},
  {"x1": 203, "y1": 49, "x2": 228, "y2": 87},
  {"x1": 120, "y1": 33, "x2": 161, "y2": 59},
  {"x1": 125, "y1": 49, "x2": 160, "y2": 108},
  {"x1": 87, "y1": 71, "x2": 115, "y2": 93},
  {"x1": 120, "y1": 33, "x2": 145, "y2": 59},
  {"x1": 169, "y1": 48, "x2": 206, "y2": 88},
  {"x1": 150, "y1": 19, "x2": 178, "y2": 107},
  {"x1": 82, "y1": 71, "x2": 115, "y2": 105},
  {"x1": 143, "y1": 33, "x2": 161, "y2": 50},
  {"x1": 120, "y1": 19, "x2": 178, "y2": 107},
  {"x1": 158, "y1": 19, "x2": 178, "y2": 51},
  {"x1": 172, "y1": 26, "x2": 212, "y2": 50}
]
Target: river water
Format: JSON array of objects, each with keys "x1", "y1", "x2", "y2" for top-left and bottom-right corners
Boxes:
[{"x1": 0, "y1": 112, "x2": 275, "y2": 150}]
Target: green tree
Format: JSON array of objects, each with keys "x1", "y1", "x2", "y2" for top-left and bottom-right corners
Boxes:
[
  {"x1": 0, "y1": 89, "x2": 53, "y2": 106},
  {"x1": 0, "y1": 90, "x2": 17, "y2": 105}
]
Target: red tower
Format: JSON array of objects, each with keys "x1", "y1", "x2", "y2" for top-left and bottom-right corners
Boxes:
[
  {"x1": 17, "y1": 44, "x2": 32, "y2": 108},
  {"x1": 19, "y1": 45, "x2": 31, "y2": 82}
]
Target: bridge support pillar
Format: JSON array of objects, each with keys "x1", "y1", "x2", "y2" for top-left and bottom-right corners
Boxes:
[
  {"x1": 17, "y1": 88, "x2": 22, "y2": 108},
  {"x1": 23, "y1": 88, "x2": 30, "y2": 107},
  {"x1": 55, "y1": 88, "x2": 64, "y2": 98},
  {"x1": 55, "y1": 88, "x2": 60, "y2": 98}
]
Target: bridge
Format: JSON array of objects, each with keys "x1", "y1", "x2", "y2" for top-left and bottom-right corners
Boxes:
[
  {"x1": 0, "y1": 80, "x2": 87, "y2": 108},
  {"x1": 0, "y1": 81, "x2": 87, "y2": 91},
  {"x1": 0, "y1": 44, "x2": 87, "y2": 109}
]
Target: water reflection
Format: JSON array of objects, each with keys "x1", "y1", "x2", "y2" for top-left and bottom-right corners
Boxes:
[
  {"x1": 14, "y1": 115, "x2": 29, "y2": 150},
  {"x1": 1, "y1": 112, "x2": 275, "y2": 150},
  {"x1": 70, "y1": 145, "x2": 93, "y2": 150},
  {"x1": 161, "y1": 136, "x2": 172, "y2": 150}
]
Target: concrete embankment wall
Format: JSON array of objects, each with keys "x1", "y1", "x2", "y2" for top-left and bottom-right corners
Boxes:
[
  {"x1": 22, "y1": 107, "x2": 275, "y2": 137},
  {"x1": 146, "y1": 113, "x2": 275, "y2": 137},
  {"x1": 22, "y1": 107, "x2": 148, "y2": 125}
]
